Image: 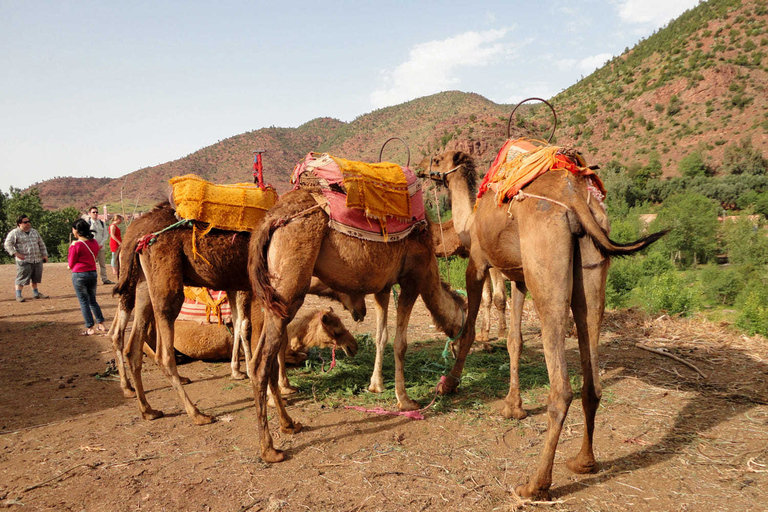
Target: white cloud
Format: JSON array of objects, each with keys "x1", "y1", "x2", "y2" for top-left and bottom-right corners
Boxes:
[
  {"x1": 616, "y1": 0, "x2": 700, "y2": 26},
  {"x1": 555, "y1": 53, "x2": 613, "y2": 74},
  {"x1": 370, "y1": 29, "x2": 514, "y2": 108}
]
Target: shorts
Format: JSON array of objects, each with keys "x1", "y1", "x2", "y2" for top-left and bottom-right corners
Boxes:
[
  {"x1": 111, "y1": 251, "x2": 118, "y2": 267},
  {"x1": 16, "y1": 260, "x2": 43, "y2": 286}
]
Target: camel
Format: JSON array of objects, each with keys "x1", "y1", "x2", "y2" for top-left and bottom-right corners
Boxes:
[
  {"x1": 248, "y1": 186, "x2": 466, "y2": 463},
  {"x1": 432, "y1": 218, "x2": 508, "y2": 345},
  {"x1": 423, "y1": 149, "x2": 666, "y2": 500},
  {"x1": 110, "y1": 202, "x2": 366, "y2": 425}
]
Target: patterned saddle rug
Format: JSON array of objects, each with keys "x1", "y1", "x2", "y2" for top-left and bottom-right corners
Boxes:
[
  {"x1": 169, "y1": 174, "x2": 278, "y2": 232},
  {"x1": 477, "y1": 138, "x2": 606, "y2": 205},
  {"x1": 291, "y1": 152, "x2": 426, "y2": 242},
  {"x1": 176, "y1": 287, "x2": 232, "y2": 325}
]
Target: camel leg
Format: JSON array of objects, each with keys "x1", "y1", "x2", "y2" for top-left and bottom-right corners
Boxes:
[
  {"x1": 109, "y1": 303, "x2": 135, "y2": 398},
  {"x1": 477, "y1": 277, "x2": 492, "y2": 345},
  {"x1": 124, "y1": 291, "x2": 163, "y2": 420},
  {"x1": 438, "y1": 257, "x2": 486, "y2": 394},
  {"x1": 230, "y1": 291, "x2": 249, "y2": 380},
  {"x1": 368, "y1": 288, "x2": 390, "y2": 393},
  {"x1": 142, "y1": 255, "x2": 214, "y2": 425},
  {"x1": 250, "y1": 313, "x2": 302, "y2": 463},
  {"x1": 392, "y1": 283, "x2": 420, "y2": 410},
  {"x1": 514, "y1": 223, "x2": 575, "y2": 501},
  {"x1": 490, "y1": 267, "x2": 508, "y2": 338},
  {"x1": 502, "y1": 281, "x2": 528, "y2": 420},
  {"x1": 565, "y1": 244, "x2": 608, "y2": 475}
]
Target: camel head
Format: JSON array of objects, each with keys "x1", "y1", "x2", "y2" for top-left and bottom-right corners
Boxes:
[
  {"x1": 416, "y1": 151, "x2": 477, "y2": 194},
  {"x1": 318, "y1": 308, "x2": 358, "y2": 357}
]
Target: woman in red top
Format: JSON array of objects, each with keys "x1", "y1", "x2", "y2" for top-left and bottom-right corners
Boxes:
[
  {"x1": 109, "y1": 214, "x2": 123, "y2": 276},
  {"x1": 69, "y1": 219, "x2": 106, "y2": 335}
]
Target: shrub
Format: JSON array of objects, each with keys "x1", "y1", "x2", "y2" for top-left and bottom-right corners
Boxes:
[
  {"x1": 699, "y1": 263, "x2": 749, "y2": 306},
  {"x1": 722, "y1": 215, "x2": 768, "y2": 265},
  {"x1": 678, "y1": 150, "x2": 710, "y2": 177},
  {"x1": 735, "y1": 279, "x2": 768, "y2": 336},
  {"x1": 651, "y1": 192, "x2": 720, "y2": 267},
  {"x1": 438, "y1": 256, "x2": 468, "y2": 291},
  {"x1": 633, "y1": 271, "x2": 701, "y2": 316}
]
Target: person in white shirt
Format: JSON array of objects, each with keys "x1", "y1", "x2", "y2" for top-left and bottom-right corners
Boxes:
[
  {"x1": 4, "y1": 214, "x2": 49, "y2": 301},
  {"x1": 87, "y1": 206, "x2": 114, "y2": 285}
]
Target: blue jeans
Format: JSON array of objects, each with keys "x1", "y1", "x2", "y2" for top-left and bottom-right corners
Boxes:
[{"x1": 72, "y1": 271, "x2": 104, "y2": 328}]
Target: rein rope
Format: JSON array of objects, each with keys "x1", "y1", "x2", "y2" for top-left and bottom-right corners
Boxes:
[
  {"x1": 319, "y1": 340, "x2": 337, "y2": 373},
  {"x1": 135, "y1": 219, "x2": 191, "y2": 253},
  {"x1": 509, "y1": 190, "x2": 572, "y2": 212}
]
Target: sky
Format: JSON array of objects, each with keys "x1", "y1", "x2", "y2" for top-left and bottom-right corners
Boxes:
[{"x1": 0, "y1": 0, "x2": 701, "y2": 194}]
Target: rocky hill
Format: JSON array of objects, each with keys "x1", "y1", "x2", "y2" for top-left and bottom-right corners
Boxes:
[{"x1": 30, "y1": 0, "x2": 768, "y2": 211}]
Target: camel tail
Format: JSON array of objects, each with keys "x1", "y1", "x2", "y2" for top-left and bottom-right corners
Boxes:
[
  {"x1": 572, "y1": 199, "x2": 669, "y2": 257},
  {"x1": 250, "y1": 217, "x2": 289, "y2": 319},
  {"x1": 112, "y1": 245, "x2": 139, "y2": 297}
]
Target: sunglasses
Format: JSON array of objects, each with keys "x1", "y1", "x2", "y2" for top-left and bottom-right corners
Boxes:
[{"x1": 20, "y1": 220, "x2": 30, "y2": 224}]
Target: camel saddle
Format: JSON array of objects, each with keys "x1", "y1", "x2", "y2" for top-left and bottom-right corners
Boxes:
[
  {"x1": 291, "y1": 152, "x2": 426, "y2": 242},
  {"x1": 477, "y1": 138, "x2": 606, "y2": 206},
  {"x1": 169, "y1": 174, "x2": 278, "y2": 232}
]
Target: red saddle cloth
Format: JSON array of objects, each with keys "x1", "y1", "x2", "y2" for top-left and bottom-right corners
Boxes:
[{"x1": 291, "y1": 152, "x2": 427, "y2": 242}]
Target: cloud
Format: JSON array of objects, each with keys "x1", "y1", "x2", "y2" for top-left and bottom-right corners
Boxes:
[
  {"x1": 556, "y1": 53, "x2": 613, "y2": 74},
  {"x1": 370, "y1": 29, "x2": 514, "y2": 108},
  {"x1": 616, "y1": 0, "x2": 700, "y2": 26}
]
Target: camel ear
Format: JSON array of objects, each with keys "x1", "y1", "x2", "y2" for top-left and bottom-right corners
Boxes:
[{"x1": 453, "y1": 151, "x2": 465, "y2": 165}]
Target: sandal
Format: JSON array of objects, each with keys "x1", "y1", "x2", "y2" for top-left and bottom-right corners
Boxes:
[{"x1": 81, "y1": 329, "x2": 95, "y2": 336}]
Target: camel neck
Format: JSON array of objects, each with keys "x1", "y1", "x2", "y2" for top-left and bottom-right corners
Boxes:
[{"x1": 448, "y1": 176, "x2": 475, "y2": 243}]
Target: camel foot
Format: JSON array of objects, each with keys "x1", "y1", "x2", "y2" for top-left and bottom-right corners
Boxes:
[
  {"x1": 477, "y1": 332, "x2": 490, "y2": 343},
  {"x1": 179, "y1": 376, "x2": 192, "y2": 385},
  {"x1": 122, "y1": 388, "x2": 136, "y2": 399},
  {"x1": 280, "y1": 421, "x2": 303, "y2": 435},
  {"x1": 501, "y1": 404, "x2": 528, "y2": 420},
  {"x1": 261, "y1": 447, "x2": 285, "y2": 463},
  {"x1": 566, "y1": 456, "x2": 598, "y2": 474},
  {"x1": 368, "y1": 382, "x2": 384, "y2": 393},
  {"x1": 141, "y1": 409, "x2": 164, "y2": 421},
  {"x1": 193, "y1": 413, "x2": 216, "y2": 426},
  {"x1": 279, "y1": 384, "x2": 298, "y2": 395},
  {"x1": 469, "y1": 342, "x2": 493, "y2": 353},
  {"x1": 436, "y1": 374, "x2": 460, "y2": 395},
  {"x1": 231, "y1": 370, "x2": 248, "y2": 380},
  {"x1": 515, "y1": 482, "x2": 551, "y2": 501},
  {"x1": 397, "y1": 398, "x2": 420, "y2": 411}
]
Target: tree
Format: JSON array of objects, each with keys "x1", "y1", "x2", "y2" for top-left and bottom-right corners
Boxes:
[{"x1": 651, "y1": 192, "x2": 719, "y2": 267}]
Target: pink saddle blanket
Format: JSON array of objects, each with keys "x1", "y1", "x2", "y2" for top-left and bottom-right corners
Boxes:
[{"x1": 292, "y1": 153, "x2": 427, "y2": 242}]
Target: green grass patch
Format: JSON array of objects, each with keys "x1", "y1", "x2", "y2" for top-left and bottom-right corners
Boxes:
[{"x1": 288, "y1": 334, "x2": 560, "y2": 413}]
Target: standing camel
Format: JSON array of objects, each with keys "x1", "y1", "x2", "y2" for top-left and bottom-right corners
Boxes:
[
  {"x1": 111, "y1": 202, "x2": 366, "y2": 424},
  {"x1": 424, "y1": 149, "x2": 666, "y2": 500},
  {"x1": 248, "y1": 186, "x2": 466, "y2": 463}
]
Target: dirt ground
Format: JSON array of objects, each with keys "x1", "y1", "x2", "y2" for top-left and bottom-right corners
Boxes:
[{"x1": 1, "y1": 262, "x2": 768, "y2": 511}]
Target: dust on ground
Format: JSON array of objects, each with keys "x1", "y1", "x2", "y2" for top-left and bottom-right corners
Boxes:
[{"x1": 1, "y1": 263, "x2": 767, "y2": 511}]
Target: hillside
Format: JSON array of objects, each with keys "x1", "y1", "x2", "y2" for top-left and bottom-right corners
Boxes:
[{"x1": 30, "y1": 0, "x2": 768, "y2": 211}]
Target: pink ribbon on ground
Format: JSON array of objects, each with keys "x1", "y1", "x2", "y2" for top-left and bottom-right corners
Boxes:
[{"x1": 343, "y1": 376, "x2": 452, "y2": 421}]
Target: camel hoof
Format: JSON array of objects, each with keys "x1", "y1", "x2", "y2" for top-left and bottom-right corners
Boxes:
[
  {"x1": 267, "y1": 395, "x2": 277, "y2": 408},
  {"x1": 476, "y1": 332, "x2": 489, "y2": 343},
  {"x1": 261, "y1": 448, "x2": 285, "y2": 463},
  {"x1": 367, "y1": 382, "x2": 384, "y2": 393},
  {"x1": 231, "y1": 371, "x2": 248, "y2": 381},
  {"x1": 193, "y1": 413, "x2": 216, "y2": 425},
  {"x1": 515, "y1": 482, "x2": 550, "y2": 501},
  {"x1": 501, "y1": 405, "x2": 528, "y2": 420},
  {"x1": 179, "y1": 376, "x2": 192, "y2": 385},
  {"x1": 469, "y1": 342, "x2": 493, "y2": 354},
  {"x1": 279, "y1": 385, "x2": 298, "y2": 396},
  {"x1": 566, "y1": 456, "x2": 598, "y2": 474},
  {"x1": 280, "y1": 421, "x2": 303, "y2": 435},
  {"x1": 122, "y1": 388, "x2": 137, "y2": 399},
  {"x1": 397, "y1": 399, "x2": 420, "y2": 412},
  {"x1": 141, "y1": 409, "x2": 163, "y2": 421}
]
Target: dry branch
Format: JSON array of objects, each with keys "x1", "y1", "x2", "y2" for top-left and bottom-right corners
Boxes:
[{"x1": 635, "y1": 343, "x2": 708, "y2": 379}]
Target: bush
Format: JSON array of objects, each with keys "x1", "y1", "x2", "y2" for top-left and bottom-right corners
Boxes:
[
  {"x1": 735, "y1": 279, "x2": 768, "y2": 336},
  {"x1": 438, "y1": 256, "x2": 468, "y2": 291},
  {"x1": 633, "y1": 271, "x2": 701, "y2": 316},
  {"x1": 651, "y1": 192, "x2": 720, "y2": 267},
  {"x1": 722, "y1": 215, "x2": 768, "y2": 265},
  {"x1": 699, "y1": 263, "x2": 749, "y2": 306}
]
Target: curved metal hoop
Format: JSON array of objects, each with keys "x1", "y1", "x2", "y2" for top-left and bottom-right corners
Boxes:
[
  {"x1": 379, "y1": 137, "x2": 411, "y2": 168},
  {"x1": 506, "y1": 97, "x2": 558, "y2": 143}
]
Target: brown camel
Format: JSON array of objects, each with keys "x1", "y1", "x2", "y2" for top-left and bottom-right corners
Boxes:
[
  {"x1": 110, "y1": 202, "x2": 366, "y2": 425},
  {"x1": 423, "y1": 150, "x2": 666, "y2": 500},
  {"x1": 248, "y1": 187, "x2": 466, "y2": 463},
  {"x1": 431, "y1": 217, "x2": 508, "y2": 344}
]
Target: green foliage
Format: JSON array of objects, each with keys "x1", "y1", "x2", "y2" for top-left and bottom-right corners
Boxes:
[
  {"x1": 678, "y1": 150, "x2": 710, "y2": 177},
  {"x1": 667, "y1": 94, "x2": 683, "y2": 116},
  {"x1": 632, "y1": 271, "x2": 701, "y2": 316},
  {"x1": 720, "y1": 137, "x2": 768, "y2": 175},
  {"x1": 722, "y1": 215, "x2": 768, "y2": 265},
  {"x1": 606, "y1": 249, "x2": 674, "y2": 309},
  {"x1": 699, "y1": 263, "x2": 752, "y2": 306},
  {"x1": 735, "y1": 278, "x2": 768, "y2": 336},
  {"x1": 438, "y1": 256, "x2": 468, "y2": 291},
  {"x1": 652, "y1": 192, "x2": 720, "y2": 267}
]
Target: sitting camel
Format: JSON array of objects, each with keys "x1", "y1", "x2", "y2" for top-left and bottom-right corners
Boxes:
[
  {"x1": 111, "y1": 202, "x2": 366, "y2": 425},
  {"x1": 424, "y1": 149, "x2": 666, "y2": 500},
  {"x1": 248, "y1": 185, "x2": 466, "y2": 463}
]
